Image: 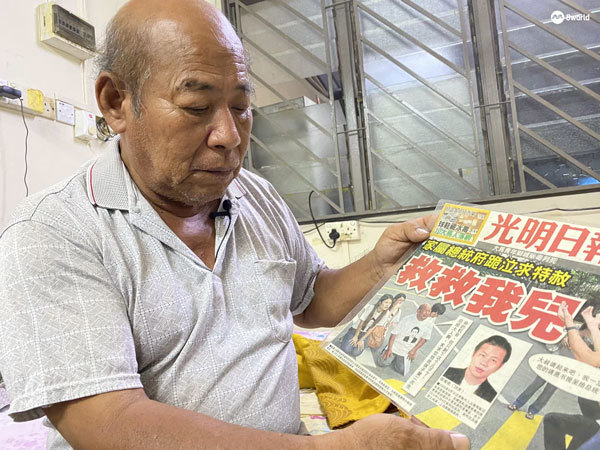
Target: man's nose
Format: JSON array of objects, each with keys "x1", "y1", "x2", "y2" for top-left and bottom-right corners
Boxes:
[{"x1": 208, "y1": 108, "x2": 241, "y2": 150}]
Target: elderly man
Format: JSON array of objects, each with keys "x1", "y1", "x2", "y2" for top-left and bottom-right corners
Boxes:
[
  {"x1": 0, "y1": 1, "x2": 468, "y2": 449},
  {"x1": 377, "y1": 303, "x2": 446, "y2": 376}
]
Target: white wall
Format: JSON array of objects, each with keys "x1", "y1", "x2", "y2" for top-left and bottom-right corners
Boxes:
[
  {"x1": 305, "y1": 192, "x2": 600, "y2": 269},
  {"x1": 0, "y1": 0, "x2": 129, "y2": 227}
]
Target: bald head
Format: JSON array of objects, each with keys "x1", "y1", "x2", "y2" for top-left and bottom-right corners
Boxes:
[{"x1": 97, "y1": 0, "x2": 243, "y2": 115}]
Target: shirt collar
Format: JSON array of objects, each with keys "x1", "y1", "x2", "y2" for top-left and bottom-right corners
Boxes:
[
  {"x1": 86, "y1": 137, "x2": 247, "y2": 211},
  {"x1": 86, "y1": 138, "x2": 129, "y2": 210}
]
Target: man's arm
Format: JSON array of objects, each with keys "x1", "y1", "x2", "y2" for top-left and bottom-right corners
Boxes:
[
  {"x1": 559, "y1": 302, "x2": 600, "y2": 367},
  {"x1": 567, "y1": 329, "x2": 600, "y2": 367},
  {"x1": 46, "y1": 389, "x2": 312, "y2": 449},
  {"x1": 295, "y1": 217, "x2": 435, "y2": 328},
  {"x1": 382, "y1": 334, "x2": 397, "y2": 359},
  {"x1": 407, "y1": 338, "x2": 427, "y2": 360},
  {"x1": 582, "y1": 306, "x2": 600, "y2": 351},
  {"x1": 46, "y1": 389, "x2": 468, "y2": 450}
]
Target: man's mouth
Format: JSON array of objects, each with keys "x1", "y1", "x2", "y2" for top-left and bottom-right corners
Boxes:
[{"x1": 192, "y1": 168, "x2": 236, "y2": 176}]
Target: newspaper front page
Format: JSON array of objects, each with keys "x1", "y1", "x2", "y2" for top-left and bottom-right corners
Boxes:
[{"x1": 323, "y1": 201, "x2": 600, "y2": 449}]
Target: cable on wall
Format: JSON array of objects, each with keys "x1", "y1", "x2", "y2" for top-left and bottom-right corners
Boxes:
[
  {"x1": 308, "y1": 191, "x2": 339, "y2": 248},
  {"x1": 19, "y1": 98, "x2": 30, "y2": 197}
]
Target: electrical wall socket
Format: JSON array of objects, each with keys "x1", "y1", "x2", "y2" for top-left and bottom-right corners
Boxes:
[
  {"x1": 324, "y1": 220, "x2": 360, "y2": 243},
  {"x1": 56, "y1": 99, "x2": 75, "y2": 125},
  {"x1": 0, "y1": 77, "x2": 57, "y2": 120},
  {"x1": 41, "y1": 97, "x2": 56, "y2": 120}
]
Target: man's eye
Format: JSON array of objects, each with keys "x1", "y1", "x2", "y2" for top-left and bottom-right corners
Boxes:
[{"x1": 185, "y1": 107, "x2": 209, "y2": 115}]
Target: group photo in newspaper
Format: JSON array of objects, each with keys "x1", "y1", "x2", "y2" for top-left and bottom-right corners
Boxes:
[{"x1": 323, "y1": 201, "x2": 600, "y2": 449}]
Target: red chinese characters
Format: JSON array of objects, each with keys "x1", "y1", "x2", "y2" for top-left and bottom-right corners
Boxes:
[
  {"x1": 483, "y1": 214, "x2": 521, "y2": 245},
  {"x1": 519, "y1": 220, "x2": 558, "y2": 251},
  {"x1": 464, "y1": 276, "x2": 526, "y2": 325},
  {"x1": 428, "y1": 263, "x2": 482, "y2": 307},
  {"x1": 548, "y1": 225, "x2": 590, "y2": 257},
  {"x1": 482, "y1": 213, "x2": 599, "y2": 263},
  {"x1": 394, "y1": 238, "x2": 588, "y2": 345},
  {"x1": 509, "y1": 289, "x2": 586, "y2": 343},
  {"x1": 583, "y1": 232, "x2": 600, "y2": 264},
  {"x1": 395, "y1": 254, "x2": 443, "y2": 293}
]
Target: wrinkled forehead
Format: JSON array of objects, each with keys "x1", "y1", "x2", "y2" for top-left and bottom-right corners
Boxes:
[{"x1": 147, "y1": 18, "x2": 247, "y2": 74}]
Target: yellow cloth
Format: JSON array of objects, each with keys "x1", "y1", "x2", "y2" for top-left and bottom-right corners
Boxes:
[{"x1": 294, "y1": 333, "x2": 408, "y2": 429}]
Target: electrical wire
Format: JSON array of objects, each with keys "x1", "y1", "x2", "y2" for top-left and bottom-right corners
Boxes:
[
  {"x1": 214, "y1": 214, "x2": 232, "y2": 260},
  {"x1": 302, "y1": 224, "x2": 324, "y2": 234},
  {"x1": 308, "y1": 191, "x2": 336, "y2": 248},
  {"x1": 19, "y1": 98, "x2": 29, "y2": 197}
]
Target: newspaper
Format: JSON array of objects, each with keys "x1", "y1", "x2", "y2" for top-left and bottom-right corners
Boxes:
[{"x1": 322, "y1": 201, "x2": 600, "y2": 449}]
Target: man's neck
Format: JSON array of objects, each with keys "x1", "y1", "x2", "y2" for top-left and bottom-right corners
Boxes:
[
  {"x1": 463, "y1": 371, "x2": 484, "y2": 386},
  {"x1": 151, "y1": 198, "x2": 218, "y2": 225},
  {"x1": 119, "y1": 140, "x2": 223, "y2": 268},
  {"x1": 154, "y1": 203, "x2": 220, "y2": 269}
]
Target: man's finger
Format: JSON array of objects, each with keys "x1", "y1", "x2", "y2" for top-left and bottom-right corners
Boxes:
[
  {"x1": 450, "y1": 432, "x2": 470, "y2": 450},
  {"x1": 421, "y1": 214, "x2": 438, "y2": 232},
  {"x1": 416, "y1": 425, "x2": 470, "y2": 450},
  {"x1": 404, "y1": 214, "x2": 439, "y2": 242}
]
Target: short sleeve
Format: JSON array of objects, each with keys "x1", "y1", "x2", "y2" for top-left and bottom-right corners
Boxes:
[
  {"x1": 0, "y1": 221, "x2": 142, "y2": 421},
  {"x1": 420, "y1": 320, "x2": 434, "y2": 340}
]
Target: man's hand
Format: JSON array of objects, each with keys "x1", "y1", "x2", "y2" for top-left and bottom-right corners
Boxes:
[
  {"x1": 382, "y1": 348, "x2": 393, "y2": 360},
  {"x1": 558, "y1": 301, "x2": 574, "y2": 327},
  {"x1": 371, "y1": 216, "x2": 437, "y2": 279},
  {"x1": 327, "y1": 414, "x2": 469, "y2": 450},
  {"x1": 407, "y1": 349, "x2": 417, "y2": 360},
  {"x1": 582, "y1": 306, "x2": 600, "y2": 329}
]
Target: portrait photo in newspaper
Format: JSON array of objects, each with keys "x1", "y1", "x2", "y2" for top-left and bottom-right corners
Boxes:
[{"x1": 429, "y1": 325, "x2": 531, "y2": 428}]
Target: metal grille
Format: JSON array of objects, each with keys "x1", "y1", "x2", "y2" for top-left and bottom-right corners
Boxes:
[
  {"x1": 497, "y1": 0, "x2": 600, "y2": 190},
  {"x1": 225, "y1": 1, "x2": 600, "y2": 222},
  {"x1": 228, "y1": 0, "x2": 351, "y2": 221},
  {"x1": 355, "y1": 0, "x2": 486, "y2": 211}
]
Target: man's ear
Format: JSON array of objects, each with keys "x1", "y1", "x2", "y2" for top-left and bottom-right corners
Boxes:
[{"x1": 95, "y1": 72, "x2": 131, "y2": 134}]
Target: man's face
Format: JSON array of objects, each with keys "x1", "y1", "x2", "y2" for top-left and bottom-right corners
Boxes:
[
  {"x1": 417, "y1": 304, "x2": 431, "y2": 320},
  {"x1": 121, "y1": 20, "x2": 252, "y2": 208},
  {"x1": 467, "y1": 343, "x2": 506, "y2": 384}
]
